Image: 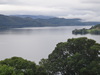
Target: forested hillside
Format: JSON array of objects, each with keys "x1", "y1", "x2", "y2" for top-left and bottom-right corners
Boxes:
[
  {"x1": 10, "y1": 15, "x2": 55, "y2": 19},
  {"x1": 72, "y1": 24, "x2": 100, "y2": 35},
  {"x1": 0, "y1": 14, "x2": 100, "y2": 29}
]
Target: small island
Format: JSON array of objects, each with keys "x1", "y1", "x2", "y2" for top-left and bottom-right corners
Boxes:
[{"x1": 72, "y1": 24, "x2": 100, "y2": 35}]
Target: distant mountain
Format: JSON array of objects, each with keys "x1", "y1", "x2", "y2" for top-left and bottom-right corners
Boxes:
[
  {"x1": 0, "y1": 14, "x2": 46, "y2": 29},
  {"x1": 10, "y1": 15, "x2": 55, "y2": 19},
  {"x1": 35, "y1": 18, "x2": 100, "y2": 26},
  {"x1": 0, "y1": 14, "x2": 100, "y2": 29}
]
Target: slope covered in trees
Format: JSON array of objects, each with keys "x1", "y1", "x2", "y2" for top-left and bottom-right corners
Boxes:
[
  {"x1": 0, "y1": 14, "x2": 100, "y2": 29},
  {"x1": 0, "y1": 14, "x2": 46, "y2": 29},
  {"x1": 10, "y1": 15, "x2": 55, "y2": 19},
  {"x1": 72, "y1": 24, "x2": 100, "y2": 35}
]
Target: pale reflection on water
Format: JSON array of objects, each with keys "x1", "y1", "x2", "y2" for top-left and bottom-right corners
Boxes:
[{"x1": 0, "y1": 26, "x2": 100, "y2": 63}]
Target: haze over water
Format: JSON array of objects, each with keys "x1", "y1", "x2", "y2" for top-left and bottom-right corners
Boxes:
[{"x1": 0, "y1": 26, "x2": 100, "y2": 63}]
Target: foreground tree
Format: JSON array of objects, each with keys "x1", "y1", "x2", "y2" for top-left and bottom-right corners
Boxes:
[
  {"x1": 40, "y1": 37, "x2": 100, "y2": 75},
  {"x1": 0, "y1": 57, "x2": 48, "y2": 75},
  {"x1": 0, "y1": 57, "x2": 36, "y2": 75},
  {"x1": 36, "y1": 65, "x2": 47, "y2": 75},
  {"x1": 0, "y1": 65, "x2": 16, "y2": 75}
]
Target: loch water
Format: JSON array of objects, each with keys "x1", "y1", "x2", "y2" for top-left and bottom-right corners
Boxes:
[{"x1": 0, "y1": 26, "x2": 100, "y2": 63}]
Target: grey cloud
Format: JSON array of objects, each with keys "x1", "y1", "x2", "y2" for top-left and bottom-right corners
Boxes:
[
  {"x1": 0, "y1": 0, "x2": 21, "y2": 4},
  {"x1": 0, "y1": 0, "x2": 100, "y2": 22},
  {"x1": 81, "y1": 0, "x2": 100, "y2": 3}
]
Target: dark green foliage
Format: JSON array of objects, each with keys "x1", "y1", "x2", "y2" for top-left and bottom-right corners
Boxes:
[
  {"x1": 40, "y1": 37, "x2": 100, "y2": 75},
  {"x1": 0, "y1": 65, "x2": 16, "y2": 75},
  {"x1": 72, "y1": 28, "x2": 88, "y2": 34},
  {"x1": 0, "y1": 57, "x2": 36, "y2": 75},
  {"x1": 36, "y1": 65, "x2": 47, "y2": 75},
  {"x1": 0, "y1": 57, "x2": 47, "y2": 75},
  {"x1": 72, "y1": 24, "x2": 100, "y2": 35}
]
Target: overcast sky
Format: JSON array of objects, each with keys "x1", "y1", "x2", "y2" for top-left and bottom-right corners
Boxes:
[{"x1": 0, "y1": 0, "x2": 100, "y2": 21}]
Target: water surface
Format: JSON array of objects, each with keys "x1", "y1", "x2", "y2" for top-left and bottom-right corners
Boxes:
[{"x1": 0, "y1": 26, "x2": 100, "y2": 63}]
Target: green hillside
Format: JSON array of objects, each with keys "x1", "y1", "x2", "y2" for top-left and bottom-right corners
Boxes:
[
  {"x1": 0, "y1": 14, "x2": 100, "y2": 29},
  {"x1": 72, "y1": 24, "x2": 100, "y2": 35}
]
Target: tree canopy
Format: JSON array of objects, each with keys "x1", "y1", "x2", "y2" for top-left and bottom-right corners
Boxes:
[
  {"x1": 39, "y1": 37, "x2": 100, "y2": 75},
  {"x1": 0, "y1": 57, "x2": 47, "y2": 75},
  {"x1": 0, "y1": 57, "x2": 36, "y2": 75}
]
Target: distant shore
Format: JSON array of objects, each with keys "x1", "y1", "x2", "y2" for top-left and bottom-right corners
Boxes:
[{"x1": 72, "y1": 24, "x2": 100, "y2": 35}]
